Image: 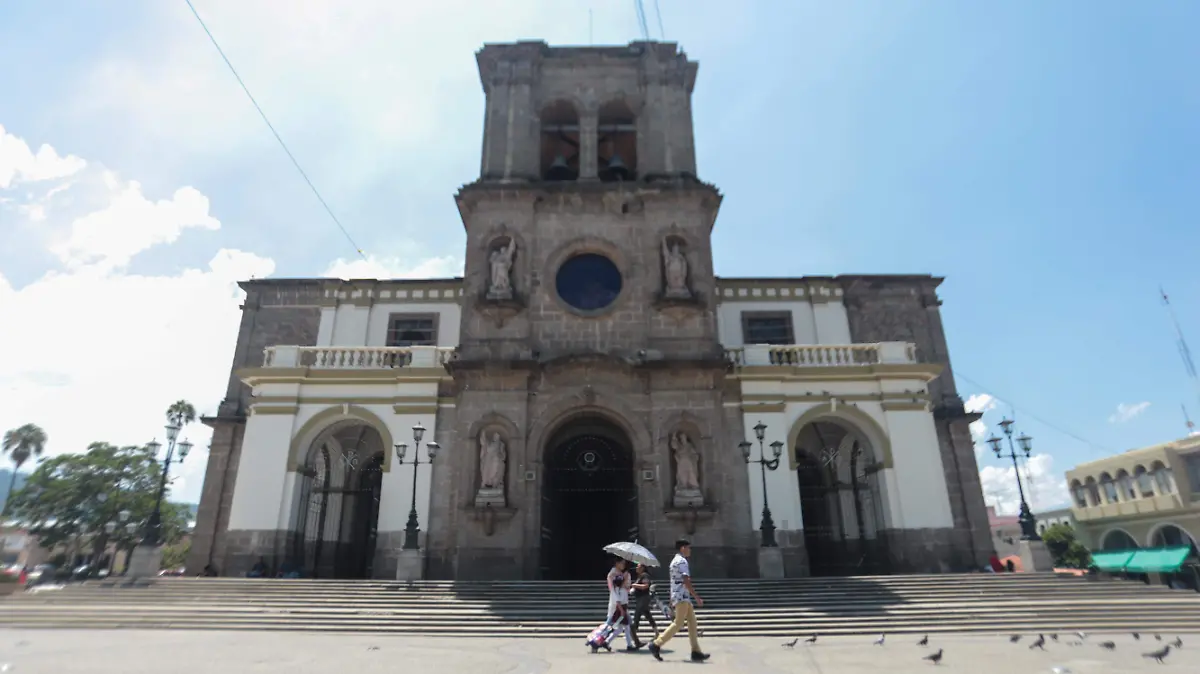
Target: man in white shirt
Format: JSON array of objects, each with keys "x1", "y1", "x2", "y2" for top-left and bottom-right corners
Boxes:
[{"x1": 648, "y1": 538, "x2": 709, "y2": 662}]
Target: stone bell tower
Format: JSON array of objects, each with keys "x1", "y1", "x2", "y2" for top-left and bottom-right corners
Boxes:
[{"x1": 427, "y1": 41, "x2": 755, "y2": 581}]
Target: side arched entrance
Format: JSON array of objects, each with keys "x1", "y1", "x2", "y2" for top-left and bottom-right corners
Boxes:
[
  {"x1": 539, "y1": 415, "x2": 638, "y2": 580},
  {"x1": 793, "y1": 418, "x2": 890, "y2": 576},
  {"x1": 293, "y1": 420, "x2": 386, "y2": 579}
]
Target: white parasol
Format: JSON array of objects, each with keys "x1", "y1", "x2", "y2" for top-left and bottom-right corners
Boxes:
[{"x1": 603, "y1": 540, "x2": 660, "y2": 567}]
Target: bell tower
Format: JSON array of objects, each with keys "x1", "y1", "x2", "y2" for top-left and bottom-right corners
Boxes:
[
  {"x1": 437, "y1": 41, "x2": 743, "y2": 581},
  {"x1": 454, "y1": 40, "x2": 722, "y2": 362}
]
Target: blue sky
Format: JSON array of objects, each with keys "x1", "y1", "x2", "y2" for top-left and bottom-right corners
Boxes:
[{"x1": 1, "y1": 1, "x2": 1198, "y2": 510}]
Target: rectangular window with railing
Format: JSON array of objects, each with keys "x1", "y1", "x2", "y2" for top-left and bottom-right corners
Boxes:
[
  {"x1": 741, "y1": 311, "x2": 795, "y2": 345},
  {"x1": 386, "y1": 314, "x2": 438, "y2": 347}
]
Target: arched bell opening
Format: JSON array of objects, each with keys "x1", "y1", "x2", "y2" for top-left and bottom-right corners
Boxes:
[
  {"x1": 597, "y1": 100, "x2": 637, "y2": 182},
  {"x1": 540, "y1": 100, "x2": 580, "y2": 182}
]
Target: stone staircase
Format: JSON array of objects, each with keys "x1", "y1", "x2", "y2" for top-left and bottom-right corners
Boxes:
[{"x1": 3, "y1": 573, "x2": 1199, "y2": 637}]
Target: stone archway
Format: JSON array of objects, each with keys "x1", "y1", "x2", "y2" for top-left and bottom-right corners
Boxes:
[
  {"x1": 792, "y1": 418, "x2": 889, "y2": 576},
  {"x1": 538, "y1": 414, "x2": 638, "y2": 580},
  {"x1": 293, "y1": 420, "x2": 386, "y2": 579}
]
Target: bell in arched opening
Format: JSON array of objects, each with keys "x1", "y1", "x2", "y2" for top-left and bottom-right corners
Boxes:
[
  {"x1": 599, "y1": 154, "x2": 633, "y2": 182},
  {"x1": 544, "y1": 154, "x2": 577, "y2": 182}
]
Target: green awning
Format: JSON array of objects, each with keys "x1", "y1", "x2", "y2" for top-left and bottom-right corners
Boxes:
[
  {"x1": 1090, "y1": 550, "x2": 1136, "y2": 572},
  {"x1": 1124, "y1": 547, "x2": 1192, "y2": 574}
]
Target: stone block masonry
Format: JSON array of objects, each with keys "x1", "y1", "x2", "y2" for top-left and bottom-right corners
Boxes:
[{"x1": 186, "y1": 282, "x2": 322, "y2": 575}]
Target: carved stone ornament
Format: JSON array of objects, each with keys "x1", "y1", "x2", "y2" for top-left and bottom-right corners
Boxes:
[
  {"x1": 670, "y1": 431, "x2": 704, "y2": 508},
  {"x1": 661, "y1": 238, "x2": 691, "y2": 299},
  {"x1": 486, "y1": 238, "x2": 516, "y2": 300},
  {"x1": 475, "y1": 430, "x2": 507, "y2": 508}
]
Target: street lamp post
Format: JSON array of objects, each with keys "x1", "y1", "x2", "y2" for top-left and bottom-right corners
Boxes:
[
  {"x1": 987, "y1": 418, "x2": 1039, "y2": 541},
  {"x1": 394, "y1": 422, "x2": 440, "y2": 550},
  {"x1": 740, "y1": 421, "x2": 784, "y2": 548},
  {"x1": 139, "y1": 423, "x2": 193, "y2": 547}
]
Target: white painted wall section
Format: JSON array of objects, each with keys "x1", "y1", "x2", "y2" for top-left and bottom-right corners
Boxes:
[
  {"x1": 228, "y1": 412, "x2": 296, "y2": 530},
  {"x1": 882, "y1": 408, "x2": 954, "y2": 529}
]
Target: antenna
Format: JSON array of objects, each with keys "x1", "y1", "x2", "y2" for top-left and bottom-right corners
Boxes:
[
  {"x1": 1161, "y1": 287, "x2": 1200, "y2": 435},
  {"x1": 1184, "y1": 404, "x2": 1198, "y2": 437},
  {"x1": 589, "y1": 8, "x2": 594, "y2": 45}
]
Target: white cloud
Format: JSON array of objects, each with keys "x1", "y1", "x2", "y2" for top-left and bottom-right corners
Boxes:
[
  {"x1": 963, "y1": 393, "x2": 998, "y2": 447},
  {"x1": 1109, "y1": 401, "x2": 1150, "y2": 424},
  {"x1": 323, "y1": 254, "x2": 462, "y2": 280},
  {"x1": 0, "y1": 124, "x2": 86, "y2": 188},
  {"x1": 980, "y1": 453, "x2": 1070, "y2": 516},
  {"x1": 51, "y1": 182, "x2": 220, "y2": 270},
  {"x1": 1, "y1": 126, "x2": 462, "y2": 503}
]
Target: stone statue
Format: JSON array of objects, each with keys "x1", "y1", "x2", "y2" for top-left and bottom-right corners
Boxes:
[
  {"x1": 479, "y1": 430, "x2": 507, "y2": 490},
  {"x1": 487, "y1": 239, "x2": 516, "y2": 299},
  {"x1": 671, "y1": 431, "x2": 700, "y2": 492},
  {"x1": 662, "y1": 238, "x2": 690, "y2": 298}
]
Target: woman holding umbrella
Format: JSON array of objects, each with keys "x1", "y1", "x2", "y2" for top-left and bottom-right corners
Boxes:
[
  {"x1": 605, "y1": 557, "x2": 637, "y2": 651},
  {"x1": 603, "y1": 541, "x2": 661, "y2": 651}
]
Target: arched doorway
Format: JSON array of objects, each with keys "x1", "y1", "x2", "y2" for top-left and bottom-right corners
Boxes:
[
  {"x1": 794, "y1": 419, "x2": 888, "y2": 576},
  {"x1": 1100, "y1": 529, "x2": 1139, "y2": 551},
  {"x1": 294, "y1": 421, "x2": 386, "y2": 579},
  {"x1": 540, "y1": 415, "x2": 638, "y2": 580}
]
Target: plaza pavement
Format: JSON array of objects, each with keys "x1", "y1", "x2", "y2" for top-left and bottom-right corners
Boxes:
[{"x1": 0, "y1": 629, "x2": 1194, "y2": 673}]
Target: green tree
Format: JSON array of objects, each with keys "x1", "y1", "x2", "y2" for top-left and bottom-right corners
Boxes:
[
  {"x1": 1042, "y1": 523, "x2": 1092, "y2": 569},
  {"x1": 2, "y1": 423, "x2": 47, "y2": 517},
  {"x1": 162, "y1": 539, "x2": 192, "y2": 570},
  {"x1": 6, "y1": 442, "x2": 187, "y2": 556},
  {"x1": 167, "y1": 400, "x2": 197, "y2": 429}
]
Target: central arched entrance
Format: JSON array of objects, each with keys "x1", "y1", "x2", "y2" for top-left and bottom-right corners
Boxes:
[{"x1": 540, "y1": 415, "x2": 638, "y2": 580}]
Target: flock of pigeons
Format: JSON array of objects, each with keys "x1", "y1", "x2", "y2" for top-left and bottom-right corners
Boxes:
[{"x1": 781, "y1": 630, "x2": 1186, "y2": 666}]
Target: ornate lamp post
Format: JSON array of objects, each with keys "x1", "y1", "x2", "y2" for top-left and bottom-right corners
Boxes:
[
  {"x1": 987, "y1": 418, "x2": 1039, "y2": 540},
  {"x1": 740, "y1": 421, "x2": 784, "y2": 548},
  {"x1": 140, "y1": 423, "x2": 193, "y2": 547},
  {"x1": 394, "y1": 422, "x2": 440, "y2": 550}
]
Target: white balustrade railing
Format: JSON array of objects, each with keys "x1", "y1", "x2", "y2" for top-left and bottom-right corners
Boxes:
[
  {"x1": 725, "y1": 342, "x2": 917, "y2": 368},
  {"x1": 263, "y1": 345, "x2": 456, "y2": 369}
]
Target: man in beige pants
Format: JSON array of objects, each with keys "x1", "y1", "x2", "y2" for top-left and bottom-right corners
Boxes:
[{"x1": 648, "y1": 538, "x2": 710, "y2": 662}]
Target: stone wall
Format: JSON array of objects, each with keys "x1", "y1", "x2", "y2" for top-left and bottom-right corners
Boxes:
[
  {"x1": 186, "y1": 281, "x2": 322, "y2": 575},
  {"x1": 840, "y1": 276, "x2": 992, "y2": 569}
]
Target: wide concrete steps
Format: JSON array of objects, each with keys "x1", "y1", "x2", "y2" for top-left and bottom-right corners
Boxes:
[{"x1": 3, "y1": 573, "x2": 1199, "y2": 637}]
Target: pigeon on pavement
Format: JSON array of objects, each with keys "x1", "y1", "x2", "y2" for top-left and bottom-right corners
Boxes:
[
  {"x1": 782, "y1": 638, "x2": 798, "y2": 648},
  {"x1": 805, "y1": 634, "x2": 818, "y2": 644},
  {"x1": 1098, "y1": 641, "x2": 1115, "y2": 650},
  {"x1": 923, "y1": 648, "x2": 943, "y2": 665},
  {"x1": 1143, "y1": 645, "x2": 1171, "y2": 663},
  {"x1": 874, "y1": 634, "x2": 886, "y2": 646},
  {"x1": 1029, "y1": 634, "x2": 1046, "y2": 650},
  {"x1": 917, "y1": 634, "x2": 929, "y2": 646}
]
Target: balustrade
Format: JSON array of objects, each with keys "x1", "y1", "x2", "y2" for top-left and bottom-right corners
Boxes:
[
  {"x1": 724, "y1": 342, "x2": 917, "y2": 368},
  {"x1": 262, "y1": 345, "x2": 456, "y2": 369}
]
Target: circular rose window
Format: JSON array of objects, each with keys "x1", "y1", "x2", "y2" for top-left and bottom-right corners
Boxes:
[{"x1": 555, "y1": 253, "x2": 622, "y2": 312}]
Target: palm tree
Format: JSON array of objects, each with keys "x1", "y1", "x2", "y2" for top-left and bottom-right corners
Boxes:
[
  {"x1": 2, "y1": 423, "x2": 48, "y2": 517},
  {"x1": 166, "y1": 400, "x2": 197, "y2": 429}
]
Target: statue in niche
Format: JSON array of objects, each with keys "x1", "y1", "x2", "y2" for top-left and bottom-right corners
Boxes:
[
  {"x1": 661, "y1": 238, "x2": 691, "y2": 299},
  {"x1": 479, "y1": 430, "x2": 507, "y2": 491},
  {"x1": 671, "y1": 431, "x2": 701, "y2": 494},
  {"x1": 487, "y1": 239, "x2": 516, "y2": 300}
]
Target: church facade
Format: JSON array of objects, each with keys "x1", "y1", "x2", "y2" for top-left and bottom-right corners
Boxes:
[{"x1": 187, "y1": 41, "x2": 992, "y2": 581}]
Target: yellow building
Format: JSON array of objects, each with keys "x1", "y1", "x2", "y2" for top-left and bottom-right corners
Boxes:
[{"x1": 1065, "y1": 434, "x2": 1200, "y2": 584}]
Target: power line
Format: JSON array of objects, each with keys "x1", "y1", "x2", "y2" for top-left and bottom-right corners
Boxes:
[
  {"x1": 182, "y1": 0, "x2": 367, "y2": 261},
  {"x1": 954, "y1": 371, "x2": 1116, "y2": 455},
  {"x1": 652, "y1": 0, "x2": 666, "y2": 39}
]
